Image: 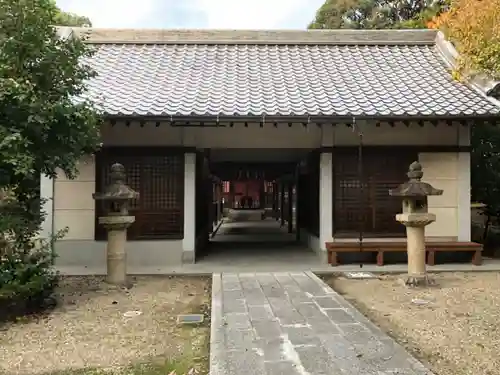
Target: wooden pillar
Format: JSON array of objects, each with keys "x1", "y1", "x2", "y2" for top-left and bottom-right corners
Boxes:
[
  {"x1": 280, "y1": 182, "x2": 285, "y2": 226},
  {"x1": 272, "y1": 182, "x2": 278, "y2": 217},
  {"x1": 218, "y1": 182, "x2": 223, "y2": 220},
  {"x1": 295, "y1": 166, "x2": 301, "y2": 241},
  {"x1": 288, "y1": 183, "x2": 293, "y2": 233},
  {"x1": 259, "y1": 180, "x2": 265, "y2": 210},
  {"x1": 229, "y1": 180, "x2": 234, "y2": 209}
]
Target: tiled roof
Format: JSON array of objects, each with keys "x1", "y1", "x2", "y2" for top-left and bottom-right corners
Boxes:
[{"x1": 76, "y1": 29, "x2": 500, "y2": 118}]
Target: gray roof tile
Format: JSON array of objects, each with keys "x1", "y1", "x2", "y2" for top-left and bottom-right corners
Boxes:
[{"x1": 81, "y1": 42, "x2": 500, "y2": 118}]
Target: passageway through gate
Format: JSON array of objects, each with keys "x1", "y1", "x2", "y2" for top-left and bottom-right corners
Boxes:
[{"x1": 194, "y1": 148, "x2": 320, "y2": 263}]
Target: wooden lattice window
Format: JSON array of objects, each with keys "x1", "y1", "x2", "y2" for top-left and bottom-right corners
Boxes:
[
  {"x1": 333, "y1": 147, "x2": 417, "y2": 237},
  {"x1": 95, "y1": 148, "x2": 184, "y2": 240}
]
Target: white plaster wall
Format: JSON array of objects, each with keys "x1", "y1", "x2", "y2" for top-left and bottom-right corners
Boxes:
[
  {"x1": 319, "y1": 152, "x2": 333, "y2": 253},
  {"x1": 182, "y1": 153, "x2": 196, "y2": 263},
  {"x1": 419, "y1": 123, "x2": 470, "y2": 241},
  {"x1": 419, "y1": 152, "x2": 460, "y2": 240},
  {"x1": 53, "y1": 157, "x2": 95, "y2": 240}
]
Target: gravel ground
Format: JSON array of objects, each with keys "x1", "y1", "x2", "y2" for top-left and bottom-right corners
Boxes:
[
  {"x1": 0, "y1": 276, "x2": 211, "y2": 375},
  {"x1": 324, "y1": 272, "x2": 500, "y2": 375}
]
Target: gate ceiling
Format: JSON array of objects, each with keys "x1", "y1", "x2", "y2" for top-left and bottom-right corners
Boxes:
[{"x1": 210, "y1": 162, "x2": 296, "y2": 181}]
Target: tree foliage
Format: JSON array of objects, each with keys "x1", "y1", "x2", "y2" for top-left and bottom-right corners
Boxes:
[
  {"x1": 54, "y1": 6, "x2": 92, "y2": 27},
  {"x1": 0, "y1": 0, "x2": 101, "y2": 190},
  {"x1": 308, "y1": 0, "x2": 449, "y2": 29},
  {"x1": 0, "y1": 0, "x2": 101, "y2": 319},
  {"x1": 431, "y1": 0, "x2": 500, "y2": 79}
]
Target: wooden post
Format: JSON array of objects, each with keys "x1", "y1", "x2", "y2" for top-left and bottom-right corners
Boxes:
[
  {"x1": 229, "y1": 180, "x2": 234, "y2": 209},
  {"x1": 288, "y1": 183, "x2": 293, "y2": 233},
  {"x1": 259, "y1": 180, "x2": 265, "y2": 210},
  {"x1": 280, "y1": 183, "x2": 285, "y2": 226},
  {"x1": 295, "y1": 166, "x2": 301, "y2": 241},
  {"x1": 272, "y1": 182, "x2": 278, "y2": 219},
  {"x1": 219, "y1": 182, "x2": 223, "y2": 220}
]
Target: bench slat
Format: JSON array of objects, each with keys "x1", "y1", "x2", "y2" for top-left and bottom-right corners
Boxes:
[{"x1": 326, "y1": 241, "x2": 483, "y2": 267}]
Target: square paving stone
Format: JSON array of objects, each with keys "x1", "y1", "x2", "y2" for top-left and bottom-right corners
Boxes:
[
  {"x1": 223, "y1": 281, "x2": 242, "y2": 291},
  {"x1": 318, "y1": 334, "x2": 378, "y2": 374},
  {"x1": 314, "y1": 296, "x2": 343, "y2": 309},
  {"x1": 248, "y1": 305, "x2": 275, "y2": 321},
  {"x1": 264, "y1": 361, "x2": 303, "y2": 375},
  {"x1": 338, "y1": 323, "x2": 375, "y2": 344},
  {"x1": 225, "y1": 329, "x2": 257, "y2": 350},
  {"x1": 295, "y1": 344, "x2": 341, "y2": 374},
  {"x1": 324, "y1": 308, "x2": 358, "y2": 324},
  {"x1": 253, "y1": 320, "x2": 283, "y2": 339},
  {"x1": 295, "y1": 302, "x2": 326, "y2": 320},
  {"x1": 276, "y1": 311, "x2": 307, "y2": 326},
  {"x1": 262, "y1": 285, "x2": 287, "y2": 298},
  {"x1": 222, "y1": 274, "x2": 240, "y2": 283},
  {"x1": 240, "y1": 278, "x2": 261, "y2": 290},
  {"x1": 287, "y1": 291, "x2": 312, "y2": 304},
  {"x1": 256, "y1": 337, "x2": 288, "y2": 361},
  {"x1": 282, "y1": 326, "x2": 319, "y2": 346},
  {"x1": 223, "y1": 298, "x2": 247, "y2": 314},
  {"x1": 256, "y1": 274, "x2": 280, "y2": 287},
  {"x1": 225, "y1": 349, "x2": 266, "y2": 375},
  {"x1": 309, "y1": 320, "x2": 341, "y2": 334},
  {"x1": 225, "y1": 313, "x2": 252, "y2": 330},
  {"x1": 273, "y1": 273, "x2": 296, "y2": 285},
  {"x1": 223, "y1": 289, "x2": 245, "y2": 300},
  {"x1": 245, "y1": 289, "x2": 269, "y2": 305},
  {"x1": 282, "y1": 282, "x2": 302, "y2": 293}
]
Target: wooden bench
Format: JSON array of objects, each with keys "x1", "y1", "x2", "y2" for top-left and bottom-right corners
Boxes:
[{"x1": 326, "y1": 241, "x2": 483, "y2": 267}]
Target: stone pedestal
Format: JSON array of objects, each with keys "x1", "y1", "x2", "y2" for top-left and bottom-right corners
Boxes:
[
  {"x1": 396, "y1": 212, "x2": 436, "y2": 286},
  {"x1": 93, "y1": 163, "x2": 139, "y2": 287},
  {"x1": 389, "y1": 162, "x2": 443, "y2": 288},
  {"x1": 99, "y1": 215, "x2": 135, "y2": 285}
]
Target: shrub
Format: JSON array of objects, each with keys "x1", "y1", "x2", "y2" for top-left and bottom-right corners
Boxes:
[{"x1": 0, "y1": 196, "x2": 65, "y2": 321}]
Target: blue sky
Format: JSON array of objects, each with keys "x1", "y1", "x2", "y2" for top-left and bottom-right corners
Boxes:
[{"x1": 56, "y1": 0, "x2": 325, "y2": 29}]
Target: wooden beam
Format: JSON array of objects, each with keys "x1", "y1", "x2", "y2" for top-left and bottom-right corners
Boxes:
[{"x1": 288, "y1": 183, "x2": 293, "y2": 233}]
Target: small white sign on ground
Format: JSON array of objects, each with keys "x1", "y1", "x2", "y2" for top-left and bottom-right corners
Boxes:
[
  {"x1": 177, "y1": 314, "x2": 204, "y2": 325},
  {"x1": 343, "y1": 271, "x2": 378, "y2": 279}
]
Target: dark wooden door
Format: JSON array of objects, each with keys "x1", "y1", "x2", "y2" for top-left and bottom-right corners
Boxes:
[
  {"x1": 333, "y1": 148, "x2": 417, "y2": 237},
  {"x1": 95, "y1": 148, "x2": 184, "y2": 240}
]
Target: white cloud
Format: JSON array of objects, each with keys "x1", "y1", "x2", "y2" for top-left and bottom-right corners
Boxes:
[{"x1": 56, "y1": 0, "x2": 156, "y2": 28}]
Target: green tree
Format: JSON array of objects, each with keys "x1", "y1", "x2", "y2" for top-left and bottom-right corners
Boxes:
[
  {"x1": 308, "y1": 0, "x2": 449, "y2": 29},
  {"x1": 0, "y1": 0, "x2": 101, "y2": 318},
  {"x1": 54, "y1": 8, "x2": 92, "y2": 27}
]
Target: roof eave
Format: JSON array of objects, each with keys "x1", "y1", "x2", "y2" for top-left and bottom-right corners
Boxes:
[
  {"x1": 435, "y1": 31, "x2": 500, "y2": 106},
  {"x1": 105, "y1": 113, "x2": 500, "y2": 124}
]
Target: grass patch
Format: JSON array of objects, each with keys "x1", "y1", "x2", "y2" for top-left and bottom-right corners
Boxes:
[{"x1": 46, "y1": 357, "x2": 199, "y2": 375}]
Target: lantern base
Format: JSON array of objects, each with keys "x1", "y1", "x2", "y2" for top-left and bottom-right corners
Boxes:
[{"x1": 404, "y1": 274, "x2": 435, "y2": 288}]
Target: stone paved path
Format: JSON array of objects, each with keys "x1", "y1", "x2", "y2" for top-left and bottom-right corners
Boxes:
[{"x1": 210, "y1": 271, "x2": 433, "y2": 375}]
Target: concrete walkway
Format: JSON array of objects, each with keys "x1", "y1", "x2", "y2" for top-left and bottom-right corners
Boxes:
[{"x1": 210, "y1": 271, "x2": 433, "y2": 375}]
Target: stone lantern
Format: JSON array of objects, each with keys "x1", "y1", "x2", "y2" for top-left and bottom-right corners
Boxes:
[
  {"x1": 93, "y1": 163, "x2": 139, "y2": 286},
  {"x1": 389, "y1": 161, "x2": 443, "y2": 287}
]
